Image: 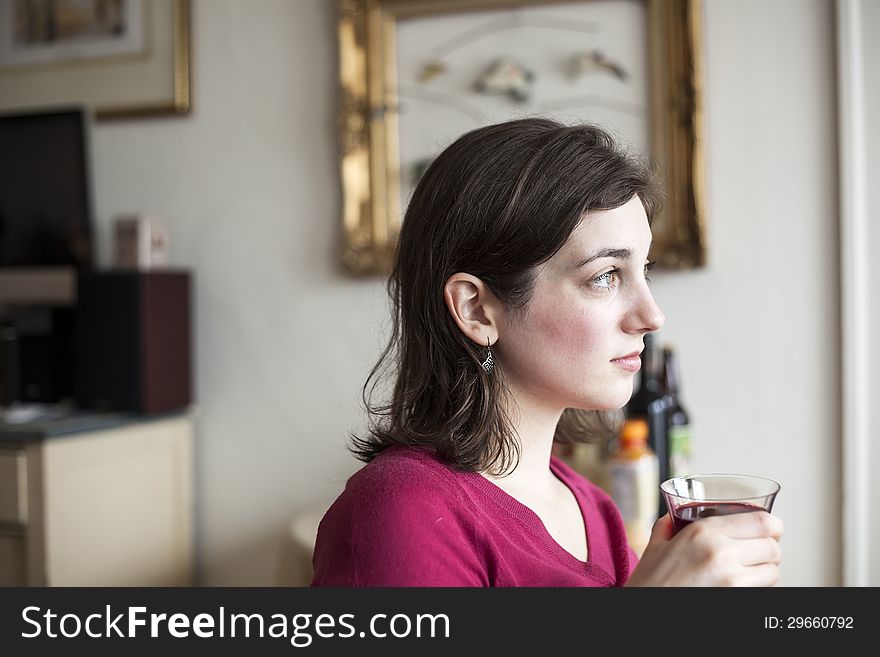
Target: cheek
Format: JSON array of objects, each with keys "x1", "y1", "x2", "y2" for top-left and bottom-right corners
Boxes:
[{"x1": 529, "y1": 300, "x2": 608, "y2": 359}]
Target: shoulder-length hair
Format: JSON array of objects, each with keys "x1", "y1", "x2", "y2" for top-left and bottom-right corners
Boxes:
[{"x1": 351, "y1": 118, "x2": 660, "y2": 475}]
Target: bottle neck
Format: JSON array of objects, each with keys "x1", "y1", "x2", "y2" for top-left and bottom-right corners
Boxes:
[
  {"x1": 638, "y1": 334, "x2": 661, "y2": 393},
  {"x1": 626, "y1": 334, "x2": 664, "y2": 419},
  {"x1": 663, "y1": 347, "x2": 680, "y2": 397}
]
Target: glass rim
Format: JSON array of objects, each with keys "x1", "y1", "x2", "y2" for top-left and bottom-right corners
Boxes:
[{"x1": 660, "y1": 473, "x2": 781, "y2": 502}]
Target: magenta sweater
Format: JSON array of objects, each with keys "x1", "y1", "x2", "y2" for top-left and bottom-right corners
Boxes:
[{"x1": 310, "y1": 445, "x2": 638, "y2": 586}]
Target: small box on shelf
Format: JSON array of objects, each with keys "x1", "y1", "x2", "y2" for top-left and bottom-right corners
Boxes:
[{"x1": 113, "y1": 215, "x2": 170, "y2": 270}]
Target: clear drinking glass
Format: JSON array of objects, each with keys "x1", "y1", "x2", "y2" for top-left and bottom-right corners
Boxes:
[{"x1": 660, "y1": 474, "x2": 780, "y2": 535}]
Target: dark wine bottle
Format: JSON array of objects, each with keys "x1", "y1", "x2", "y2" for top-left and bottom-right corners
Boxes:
[
  {"x1": 625, "y1": 332, "x2": 669, "y2": 516},
  {"x1": 627, "y1": 333, "x2": 660, "y2": 416},
  {"x1": 662, "y1": 346, "x2": 692, "y2": 479}
]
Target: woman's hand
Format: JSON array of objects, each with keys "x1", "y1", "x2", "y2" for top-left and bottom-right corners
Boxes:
[{"x1": 624, "y1": 511, "x2": 784, "y2": 587}]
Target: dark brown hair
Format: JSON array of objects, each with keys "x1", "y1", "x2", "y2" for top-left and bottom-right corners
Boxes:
[{"x1": 351, "y1": 118, "x2": 660, "y2": 474}]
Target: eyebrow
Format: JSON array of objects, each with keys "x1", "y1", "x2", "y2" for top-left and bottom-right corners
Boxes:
[{"x1": 574, "y1": 248, "x2": 632, "y2": 269}]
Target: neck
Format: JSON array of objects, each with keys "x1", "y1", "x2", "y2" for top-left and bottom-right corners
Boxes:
[{"x1": 481, "y1": 384, "x2": 564, "y2": 496}]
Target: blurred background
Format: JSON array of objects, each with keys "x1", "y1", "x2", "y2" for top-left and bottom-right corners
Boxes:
[{"x1": 0, "y1": 0, "x2": 877, "y2": 587}]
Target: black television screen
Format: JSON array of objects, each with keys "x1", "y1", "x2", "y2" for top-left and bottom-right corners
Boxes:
[{"x1": 0, "y1": 107, "x2": 93, "y2": 268}]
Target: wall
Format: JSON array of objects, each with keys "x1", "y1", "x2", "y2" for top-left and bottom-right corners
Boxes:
[
  {"x1": 93, "y1": 0, "x2": 383, "y2": 585},
  {"x1": 863, "y1": 0, "x2": 880, "y2": 586},
  {"x1": 647, "y1": 0, "x2": 840, "y2": 585},
  {"x1": 88, "y1": 0, "x2": 841, "y2": 585}
]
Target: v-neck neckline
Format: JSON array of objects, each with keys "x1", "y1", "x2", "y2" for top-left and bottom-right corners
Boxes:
[{"x1": 463, "y1": 457, "x2": 614, "y2": 582}]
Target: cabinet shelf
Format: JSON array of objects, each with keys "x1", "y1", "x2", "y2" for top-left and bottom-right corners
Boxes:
[{"x1": 0, "y1": 267, "x2": 77, "y2": 306}]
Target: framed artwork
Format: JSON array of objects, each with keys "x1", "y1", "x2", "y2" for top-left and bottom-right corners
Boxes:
[
  {"x1": 337, "y1": 0, "x2": 705, "y2": 275},
  {"x1": 0, "y1": 0, "x2": 191, "y2": 120}
]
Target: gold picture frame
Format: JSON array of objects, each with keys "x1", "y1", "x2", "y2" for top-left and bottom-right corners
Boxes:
[
  {"x1": 337, "y1": 0, "x2": 705, "y2": 275},
  {"x1": 0, "y1": 0, "x2": 191, "y2": 120}
]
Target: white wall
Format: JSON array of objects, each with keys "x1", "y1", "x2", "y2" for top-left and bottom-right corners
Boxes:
[
  {"x1": 646, "y1": 0, "x2": 840, "y2": 585},
  {"x1": 863, "y1": 0, "x2": 880, "y2": 586},
  {"x1": 93, "y1": 0, "x2": 385, "y2": 585},
  {"x1": 88, "y1": 0, "x2": 841, "y2": 585}
]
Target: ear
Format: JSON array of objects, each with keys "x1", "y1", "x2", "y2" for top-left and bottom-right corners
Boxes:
[{"x1": 443, "y1": 272, "x2": 502, "y2": 347}]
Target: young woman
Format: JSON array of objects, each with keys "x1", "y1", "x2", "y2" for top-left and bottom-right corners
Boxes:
[{"x1": 311, "y1": 118, "x2": 783, "y2": 586}]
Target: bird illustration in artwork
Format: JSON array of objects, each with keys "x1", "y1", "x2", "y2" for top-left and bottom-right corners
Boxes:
[
  {"x1": 418, "y1": 61, "x2": 447, "y2": 83},
  {"x1": 570, "y1": 49, "x2": 628, "y2": 82},
  {"x1": 473, "y1": 58, "x2": 535, "y2": 103}
]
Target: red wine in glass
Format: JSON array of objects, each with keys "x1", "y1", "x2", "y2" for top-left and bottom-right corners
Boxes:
[{"x1": 670, "y1": 501, "x2": 763, "y2": 534}]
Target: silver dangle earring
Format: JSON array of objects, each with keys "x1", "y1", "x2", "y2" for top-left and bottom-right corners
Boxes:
[{"x1": 481, "y1": 337, "x2": 495, "y2": 374}]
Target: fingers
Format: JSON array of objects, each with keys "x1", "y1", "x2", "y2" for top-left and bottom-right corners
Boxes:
[
  {"x1": 633, "y1": 512, "x2": 785, "y2": 587},
  {"x1": 650, "y1": 513, "x2": 674, "y2": 541},
  {"x1": 736, "y1": 562, "x2": 781, "y2": 587},
  {"x1": 697, "y1": 511, "x2": 784, "y2": 540},
  {"x1": 737, "y1": 536, "x2": 782, "y2": 567}
]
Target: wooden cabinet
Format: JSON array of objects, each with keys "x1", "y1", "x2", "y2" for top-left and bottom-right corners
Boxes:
[{"x1": 0, "y1": 414, "x2": 193, "y2": 586}]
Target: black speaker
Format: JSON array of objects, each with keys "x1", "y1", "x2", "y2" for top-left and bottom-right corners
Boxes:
[
  {"x1": 74, "y1": 271, "x2": 192, "y2": 414},
  {"x1": 0, "y1": 308, "x2": 75, "y2": 405}
]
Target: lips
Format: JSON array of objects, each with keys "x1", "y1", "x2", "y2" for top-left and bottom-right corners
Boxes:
[{"x1": 611, "y1": 350, "x2": 642, "y2": 372}]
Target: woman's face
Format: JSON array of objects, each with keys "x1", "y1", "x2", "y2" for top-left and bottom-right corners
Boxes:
[{"x1": 496, "y1": 195, "x2": 665, "y2": 412}]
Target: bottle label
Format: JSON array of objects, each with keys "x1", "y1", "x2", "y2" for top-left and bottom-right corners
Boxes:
[
  {"x1": 607, "y1": 456, "x2": 659, "y2": 527},
  {"x1": 669, "y1": 425, "x2": 692, "y2": 478},
  {"x1": 609, "y1": 465, "x2": 638, "y2": 520}
]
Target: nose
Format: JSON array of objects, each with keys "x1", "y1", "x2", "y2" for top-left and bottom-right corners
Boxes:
[{"x1": 624, "y1": 286, "x2": 666, "y2": 334}]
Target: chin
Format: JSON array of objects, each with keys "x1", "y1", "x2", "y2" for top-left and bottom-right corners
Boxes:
[
  {"x1": 582, "y1": 384, "x2": 634, "y2": 411},
  {"x1": 574, "y1": 392, "x2": 632, "y2": 412},
  {"x1": 591, "y1": 400, "x2": 629, "y2": 412}
]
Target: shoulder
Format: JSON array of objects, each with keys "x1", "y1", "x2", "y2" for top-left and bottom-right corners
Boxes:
[
  {"x1": 311, "y1": 446, "x2": 487, "y2": 586},
  {"x1": 333, "y1": 446, "x2": 471, "y2": 530},
  {"x1": 343, "y1": 445, "x2": 462, "y2": 504}
]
